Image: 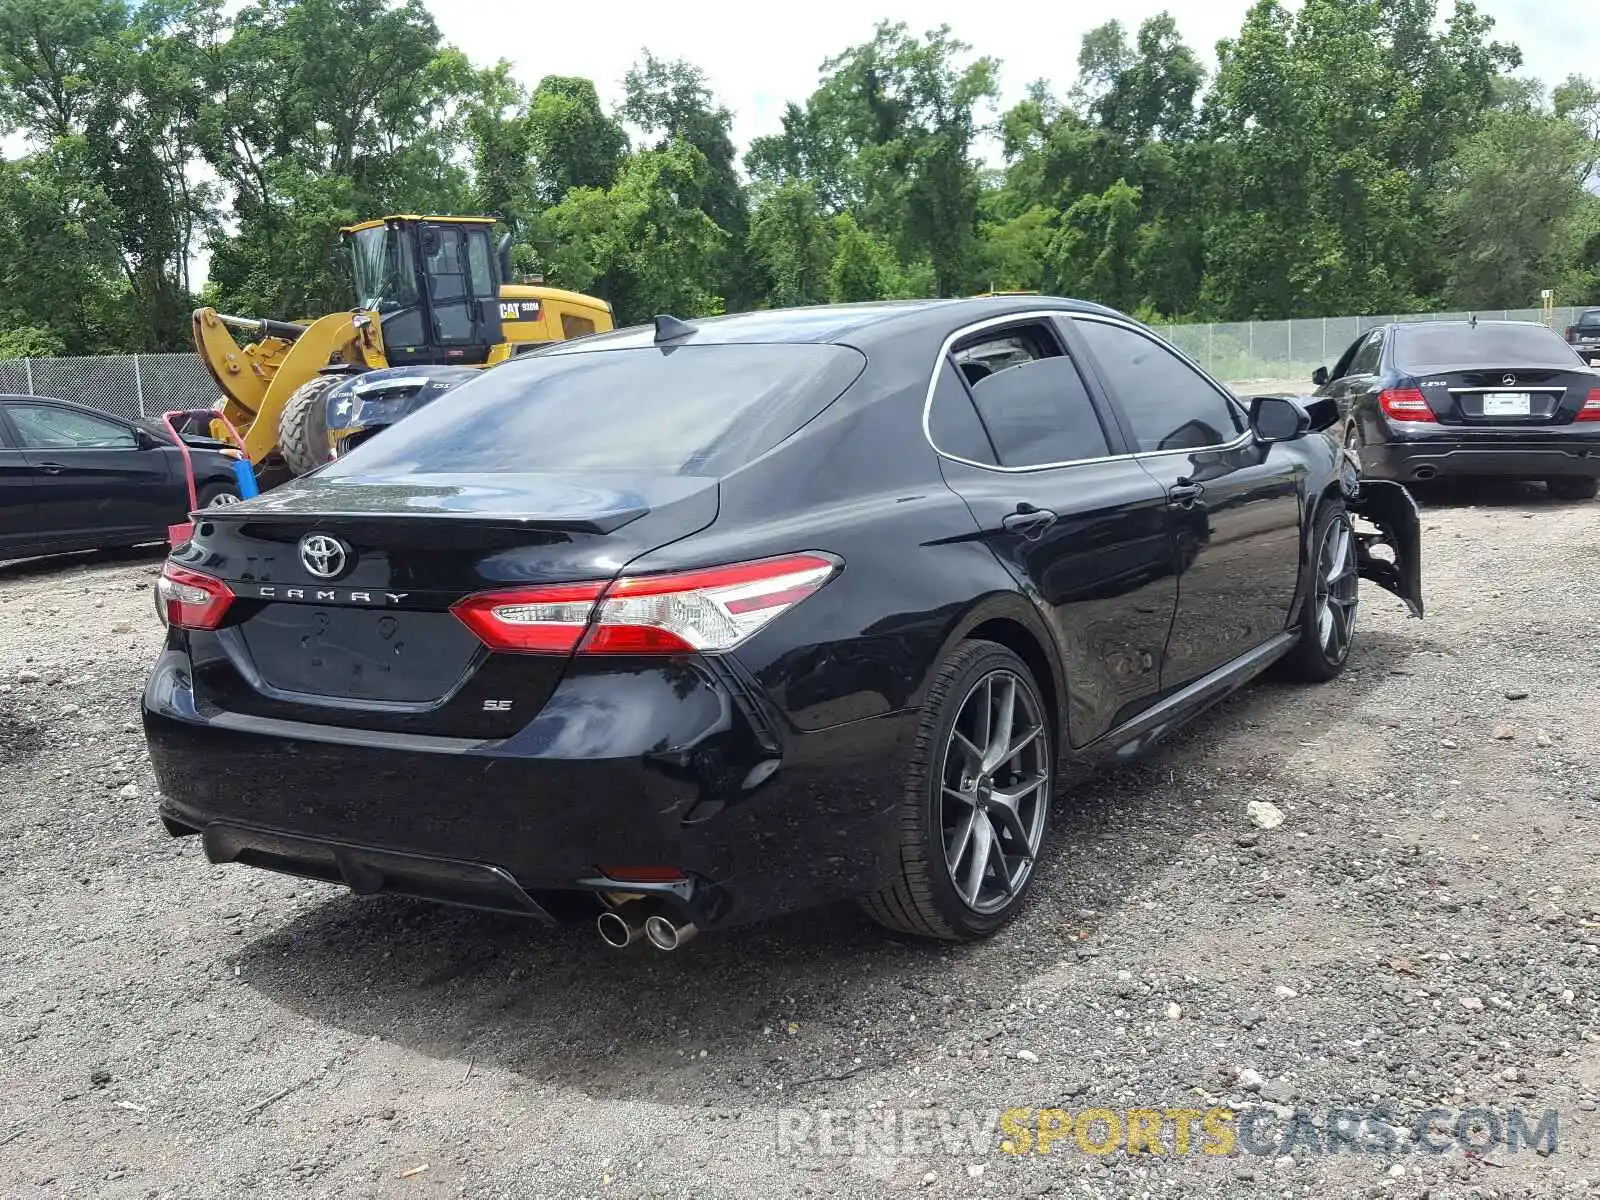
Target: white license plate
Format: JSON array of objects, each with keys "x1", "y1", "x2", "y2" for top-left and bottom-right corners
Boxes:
[{"x1": 1482, "y1": 392, "x2": 1531, "y2": 416}]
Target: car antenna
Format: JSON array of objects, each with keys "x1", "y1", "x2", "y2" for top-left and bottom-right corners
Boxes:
[{"x1": 653, "y1": 314, "x2": 696, "y2": 343}]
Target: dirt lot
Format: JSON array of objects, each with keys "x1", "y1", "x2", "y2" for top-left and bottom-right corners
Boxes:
[{"x1": 1, "y1": 485, "x2": 1598, "y2": 1200}]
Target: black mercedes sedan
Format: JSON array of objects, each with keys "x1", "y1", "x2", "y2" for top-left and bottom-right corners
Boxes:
[
  {"x1": 1314, "y1": 320, "x2": 1600, "y2": 500},
  {"x1": 144, "y1": 298, "x2": 1423, "y2": 946}
]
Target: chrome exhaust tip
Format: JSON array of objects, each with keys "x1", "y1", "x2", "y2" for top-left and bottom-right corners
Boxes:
[
  {"x1": 596, "y1": 908, "x2": 644, "y2": 949},
  {"x1": 644, "y1": 913, "x2": 698, "y2": 951}
]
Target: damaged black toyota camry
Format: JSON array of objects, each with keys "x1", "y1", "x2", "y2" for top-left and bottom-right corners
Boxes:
[{"x1": 143, "y1": 298, "x2": 1423, "y2": 947}]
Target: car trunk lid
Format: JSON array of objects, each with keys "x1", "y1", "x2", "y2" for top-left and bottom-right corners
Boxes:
[
  {"x1": 1410, "y1": 368, "x2": 1596, "y2": 427},
  {"x1": 174, "y1": 471, "x2": 719, "y2": 736}
]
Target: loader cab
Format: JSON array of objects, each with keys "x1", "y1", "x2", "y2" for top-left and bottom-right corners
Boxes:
[{"x1": 342, "y1": 216, "x2": 506, "y2": 366}]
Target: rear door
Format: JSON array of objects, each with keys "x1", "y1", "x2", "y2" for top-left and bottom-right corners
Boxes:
[
  {"x1": 930, "y1": 316, "x2": 1178, "y2": 746},
  {"x1": 1337, "y1": 328, "x2": 1386, "y2": 444},
  {"x1": 1067, "y1": 316, "x2": 1304, "y2": 692},
  {"x1": 5, "y1": 401, "x2": 177, "y2": 542},
  {"x1": 0, "y1": 406, "x2": 37, "y2": 555}
]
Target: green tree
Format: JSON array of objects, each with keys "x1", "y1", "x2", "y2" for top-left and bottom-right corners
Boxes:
[
  {"x1": 1440, "y1": 105, "x2": 1591, "y2": 308},
  {"x1": 538, "y1": 142, "x2": 728, "y2": 324},
  {"x1": 526, "y1": 75, "x2": 628, "y2": 207},
  {"x1": 750, "y1": 23, "x2": 997, "y2": 297},
  {"x1": 747, "y1": 181, "x2": 834, "y2": 307}
]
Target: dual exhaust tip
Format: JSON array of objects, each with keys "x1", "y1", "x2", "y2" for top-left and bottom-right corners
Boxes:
[{"x1": 596, "y1": 902, "x2": 697, "y2": 952}]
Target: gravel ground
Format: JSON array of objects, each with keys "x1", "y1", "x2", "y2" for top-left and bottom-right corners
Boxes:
[{"x1": 1, "y1": 486, "x2": 1598, "y2": 1200}]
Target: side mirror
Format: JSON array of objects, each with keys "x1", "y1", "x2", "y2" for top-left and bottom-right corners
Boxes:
[
  {"x1": 134, "y1": 427, "x2": 161, "y2": 449},
  {"x1": 1250, "y1": 395, "x2": 1311, "y2": 444},
  {"x1": 496, "y1": 232, "x2": 513, "y2": 285},
  {"x1": 1311, "y1": 366, "x2": 1329, "y2": 387}
]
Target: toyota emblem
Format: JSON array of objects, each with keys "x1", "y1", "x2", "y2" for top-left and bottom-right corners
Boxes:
[
  {"x1": 1501, "y1": 373, "x2": 1517, "y2": 386},
  {"x1": 299, "y1": 533, "x2": 350, "y2": 580}
]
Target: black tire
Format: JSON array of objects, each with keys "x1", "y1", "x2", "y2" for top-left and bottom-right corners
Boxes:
[
  {"x1": 277, "y1": 376, "x2": 340, "y2": 476},
  {"x1": 195, "y1": 480, "x2": 242, "y2": 508},
  {"x1": 860, "y1": 640, "x2": 1054, "y2": 941},
  {"x1": 1548, "y1": 477, "x2": 1598, "y2": 501},
  {"x1": 1285, "y1": 499, "x2": 1359, "y2": 683}
]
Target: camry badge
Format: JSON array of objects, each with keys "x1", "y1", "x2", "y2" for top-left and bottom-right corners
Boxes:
[{"x1": 299, "y1": 533, "x2": 350, "y2": 580}]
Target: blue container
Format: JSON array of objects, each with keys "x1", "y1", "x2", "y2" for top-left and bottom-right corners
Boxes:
[{"x1": 232, "y1": 457, "x2": 260, "y2": 499}]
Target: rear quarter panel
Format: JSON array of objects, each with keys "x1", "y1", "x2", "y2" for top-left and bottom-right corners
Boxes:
[{"x1": 618, "y1": 360, "x2": 1030, "y2": 734}]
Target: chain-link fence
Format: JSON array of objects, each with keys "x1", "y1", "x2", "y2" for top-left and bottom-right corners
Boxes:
[
  {"x1": 0, "y1": 306, "x2": 1586, "y2": 417},
  {"x1": 1154, "y1": 307, "x2": 1583, "y2": 387},
  {"x1": 0, "y1": 353, "x2": 217, "y2": 421}
]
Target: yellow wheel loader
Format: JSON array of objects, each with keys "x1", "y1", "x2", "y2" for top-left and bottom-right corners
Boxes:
[{"x1": 192, "y1": 215, "x2": 614, "y2": 480}]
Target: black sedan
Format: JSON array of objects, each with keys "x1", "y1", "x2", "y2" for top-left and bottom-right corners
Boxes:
[
  {"x1": 143, "y1": 298, "x2": 1423, "y2": 946},
  {"x1": 0, "y1": 395, "x2": 248, "y2": 561},
  {"x1": 1563, "y1": 308, "x2": 1600, "y2": 366},
  {"x1": 1314, "y1": 320, "x2": 1600, "y2": 500}
]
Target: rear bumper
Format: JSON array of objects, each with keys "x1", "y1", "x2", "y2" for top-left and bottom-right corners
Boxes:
[
  {"x1": 1361, "y1": 437, "x2": 1600, "y2": 481},
  {"x1": 143, "y1": 650, "x2": 917, "y2": 930}
]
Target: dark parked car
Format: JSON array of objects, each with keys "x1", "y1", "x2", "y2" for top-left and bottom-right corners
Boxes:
[
  {"x1": 1314, "y1": 321, "x2": 1600, "y2": 500},
  {"x1": 0, "y1": 395, "x2": 247, "y2": 560},
  {"x1": 1563, "y1": 308, "x2": 1600, "y2": 365},
  {"x1": 143, "y1": 298, "x2": 1423, "y2": 947}
]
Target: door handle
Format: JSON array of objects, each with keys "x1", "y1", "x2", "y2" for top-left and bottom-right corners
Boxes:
[
  {"x1": 1001, "y1": 504, "x2": 1057, "y2": 538},
  {"x1": 35, "y1": 462, "x2": 65, "y2": 475},
  {"x1": 1169, "y1": 480, "x2": 1204, "y2": 509}
]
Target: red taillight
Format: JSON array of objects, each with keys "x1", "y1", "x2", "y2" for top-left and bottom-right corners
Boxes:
[
  {"x1": 1378, "y1": 387, "x2": 1436, "y2": 423},
  {"x1": 449, "y1": 580, "x2": 607, "y2": 653},
  {"x1": 157, "y1": 563, "x2": 234, "y2": 629},
  {"x1": 1579, "y1": 389, "x2": 1600, "y2": 422},
  {"x1": 451, "y1": 553, "x2": 840, "y2": 655}
]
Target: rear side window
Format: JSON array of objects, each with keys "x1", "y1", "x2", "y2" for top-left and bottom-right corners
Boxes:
[
  {"x1": 927, "y1": 358, "x2": 997, "y2": 465},
  {"x1": 1393, "y1": 323, "x2": 1584, "y2": 371},
  {"x1": 326, "y1": 343, "x2": 867, "y2": 477}
]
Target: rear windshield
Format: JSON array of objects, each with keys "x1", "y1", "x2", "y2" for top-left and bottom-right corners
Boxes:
[
  {"x1": 1579, "y1": 310, "x2": 1600, "y2": 329},
  {"x1": 1392, "y1": 323, "x2": 1582, "y2": 371},
  {"x1": 323, "y1": 343, "x2": 867, "y2": 477}
]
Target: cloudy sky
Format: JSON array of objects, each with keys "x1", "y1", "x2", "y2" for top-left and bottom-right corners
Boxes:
[{"x1": 430, "y1": 0, "x2": 1584, "y2": 154}]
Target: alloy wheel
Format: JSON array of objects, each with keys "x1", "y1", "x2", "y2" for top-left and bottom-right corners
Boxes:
[
  {"x1": 939, "y1": 670, "x2": 1050, "y2": 914},
  {"x1": 1315, "y1": 514, "x2": 1359, "y2": 663},
  {"x1": 206, "y1": 492, "x2": 241, "y2": 507}
]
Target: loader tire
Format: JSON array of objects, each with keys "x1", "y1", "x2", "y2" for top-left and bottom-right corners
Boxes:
[{"x1": 278, "y1": 375, "x2": 340, "y2": 477}]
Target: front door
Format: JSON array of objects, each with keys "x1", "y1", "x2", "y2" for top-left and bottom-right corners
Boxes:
[
  {"x1": 928, "y1": 318, "x2": 1178, "y2": 747},
  {"x1": 1067, "y1": 316, "x2": 1304, "y2": 692},
  {"x1": 0, "y1": 410, "x2": 36, "y2": 555}
]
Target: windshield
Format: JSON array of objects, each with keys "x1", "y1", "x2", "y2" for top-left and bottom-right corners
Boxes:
[
  {"x1": 1392, "y1": 323, "x2": 1582, "y2": 371},
  {"x1": 1579, "y1": 310, "x2": 1600, "y2": 329},
  {"x1": 349, "y1": 226, "x2": 419, "y2": 312},
  {"x1": 322, "y1": 343, "x2": 868, "y2": 478}
]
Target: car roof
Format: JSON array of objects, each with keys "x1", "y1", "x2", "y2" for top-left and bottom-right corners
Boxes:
[
  {"x1": 542, "y1": 295, "x2": 1124, "y2": 355},
  {"x1": 1384, "y1": 320, "x2": 1551, "y2": 332}
]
